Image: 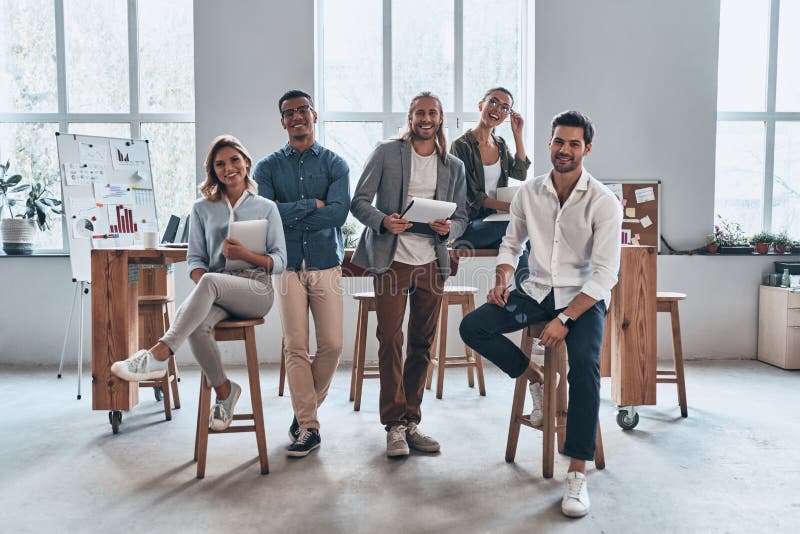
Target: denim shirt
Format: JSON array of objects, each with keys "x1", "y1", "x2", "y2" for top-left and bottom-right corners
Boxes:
[{"x1": 253, "y1": 142, "x2": 350, "y2": 271}]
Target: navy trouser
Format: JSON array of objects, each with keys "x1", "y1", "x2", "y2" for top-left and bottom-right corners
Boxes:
[
  {"x1": 453, "y1": 218, "x2": 531, "y2": 287},
  {"x1": 459, "y1": 290, "x2": 606, "y2": 461}
]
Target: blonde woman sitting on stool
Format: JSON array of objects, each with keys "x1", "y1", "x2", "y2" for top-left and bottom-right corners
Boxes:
[{"x1": 111, "y1": 134, "x2": 287, "y2": 431}]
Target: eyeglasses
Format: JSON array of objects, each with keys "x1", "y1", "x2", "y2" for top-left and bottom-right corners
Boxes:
[
  {"x1": 281, "y1": 105, "x2": 313, "y2": 118},
  {"x1": 485, "y1": 97, "x2": 511, "y2": 114}
]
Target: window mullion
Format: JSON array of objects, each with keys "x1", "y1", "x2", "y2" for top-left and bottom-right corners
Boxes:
[
  {"x1": 54, "y1": 0, "x2": 67, "y2": 117},
  {"x1": 454, "y1": 0, "x2": 463, "y2": 130},
  {"x1": 128, "y1": 0, "x2": 139, "y2": 124},
  {"x1": 382, "y1": 0, "x2": 392, "y2": 137},
  {"x1": 763, "y1": 0, "x2": 781, "y2": 231}
]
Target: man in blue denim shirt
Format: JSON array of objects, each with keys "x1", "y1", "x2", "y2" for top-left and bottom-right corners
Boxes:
[{"x1": 253, "y1": 89, "x2": 350, "y2": 458}]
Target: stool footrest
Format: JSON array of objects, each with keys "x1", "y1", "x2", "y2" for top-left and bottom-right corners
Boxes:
[
  {"x1": 430, "y1": 360, "x2": 477, "y2": 369},
  {"x1": 209, "y1": 424, "x2": 257, "y2": 434},
  {"x1": 362, "y1": 372, "x2": 380, "y2": 379},
  {"x1": 657, "y1": 370, "x2": 677, "y2": 375},
  {"x1": 656, "y1": 378, "x2": 679, "y2": 384}
]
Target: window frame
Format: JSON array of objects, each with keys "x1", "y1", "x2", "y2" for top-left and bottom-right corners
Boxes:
[
  {"x1": 314, "y1": 0, "x2": 530, "y2": 156},
  {"x1": 717, "y1": 0, "x2": 800, "y2": 232},
  {"x1": 0, "y1": 0, "x2": 195, "y2": 254}
]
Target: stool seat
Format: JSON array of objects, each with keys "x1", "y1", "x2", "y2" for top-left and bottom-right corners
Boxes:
[
  {"x1": 352, "y1": 291, "x2": 376, "y2": 300},
  {"x1": 443, "y1": 285, "x2": 478, "y2": 294},
  {"x1": 138, "y1": 295, "x2": 174, "y2": 304},
  {"x1": 506, "y1": 322, "x2": 605, "y2": 478},
  {"x1": 214, "y1": 318, "x2": 265, "y2": 329},
  {"x1": 656, "y1": 292, "x2": 686, "y2": 302},
  {"x1": 426, "y1": 285, "x2": 485, "y2": 398}
]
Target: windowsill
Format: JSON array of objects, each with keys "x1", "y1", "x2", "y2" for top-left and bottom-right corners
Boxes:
[{"x1": 0, "y1": 251, "x2": 69, "y2": 258}]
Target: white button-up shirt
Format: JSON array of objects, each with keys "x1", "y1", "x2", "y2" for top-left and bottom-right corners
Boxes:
[{"x1": 496, "y1": 168, "x2": 623, "y2": 309}]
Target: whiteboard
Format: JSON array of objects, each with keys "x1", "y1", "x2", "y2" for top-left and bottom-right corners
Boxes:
[{"x1": 55, "y1": 133, "x2": 158, "y2": 282}]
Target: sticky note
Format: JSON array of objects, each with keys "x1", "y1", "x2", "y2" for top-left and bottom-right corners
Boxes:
[
  {"x1": 635, "y1": 187, "x2": 655, "y2": 203},
  {"x1": 634, "y1": 233, "x2": 641, "y2": 240},
  {"x1": 640, "y1": 215, "x2": 652, "y2": 228},
  {"x1": 626, "y1": 208, "x2": 636, "y2": 218},
  {"x1": 621, "y1": 198, "x2": 628, "y2": 207}
]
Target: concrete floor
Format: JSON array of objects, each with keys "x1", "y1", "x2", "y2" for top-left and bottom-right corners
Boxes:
[{"x1": 2, "y1": 360, "x2": 799, "y2": 533}]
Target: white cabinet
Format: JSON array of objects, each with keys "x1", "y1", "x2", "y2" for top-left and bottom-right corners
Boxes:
[{"x1": 758, "y1": 286, "x2": 800, "y2": 369}]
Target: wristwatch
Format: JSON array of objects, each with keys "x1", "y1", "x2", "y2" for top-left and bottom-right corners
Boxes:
[{"x1": 557, "y1": 312, "x2": 575, "y2": 328}]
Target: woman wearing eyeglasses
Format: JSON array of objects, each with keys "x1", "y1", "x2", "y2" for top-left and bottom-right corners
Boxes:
[{"x1": 450, "y1": 87, "x2": 531, "y2": 255}]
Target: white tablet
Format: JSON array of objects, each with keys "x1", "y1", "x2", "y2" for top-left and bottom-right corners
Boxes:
[{"x1": 225, "y1": 219, "x2": 268, "y2": 271}]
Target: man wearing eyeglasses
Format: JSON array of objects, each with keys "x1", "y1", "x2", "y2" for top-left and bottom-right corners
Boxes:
[{"x1": 253, "y1": 89, "x2": 350, "y2": 458}]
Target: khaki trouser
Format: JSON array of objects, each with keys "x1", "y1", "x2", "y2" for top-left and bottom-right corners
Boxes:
[
  {"x1": 372, "y1": 261, "x2": 444, "y2": 429},
  {"x1": 279, "y1": 265, "x2": 343, "y2": 431}
]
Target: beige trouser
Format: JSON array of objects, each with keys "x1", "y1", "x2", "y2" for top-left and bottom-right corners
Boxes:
[{"x1": 279, "y1": 265, "x2": 343, "y2": 430}]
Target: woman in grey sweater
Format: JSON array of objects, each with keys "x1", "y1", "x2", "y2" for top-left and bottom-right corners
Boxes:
[{"x1": 112, "y1": 135, "x2": 286, "y2": 431}]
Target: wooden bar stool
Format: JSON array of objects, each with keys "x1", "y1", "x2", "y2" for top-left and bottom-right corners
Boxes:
[
  {"x1": 426, "y1": 286, "x2": 486, "y2": 398},
  {"x1": 656, "y1": 292, "x2": 688, "y2": 417},
  {"x1": 137, "y1": 295, "x2": 180, "y2": 420},
  {"x1": 278, "y1": 338, "x2": 286, "y2": 396},
  {"x1": 193, "y1": 318, "x2": 269, "y2": 479},
  {"x1": 506, "y1": 323, "x2": 605, "y2": 479},
  {"x1": 349, "y1": 291, "x2": 380, "y2": 411}
]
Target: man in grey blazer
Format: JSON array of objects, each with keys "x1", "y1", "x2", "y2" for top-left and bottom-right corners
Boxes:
[{"x1": 350, "y1": 91, "x2": 468, "y2": 457}]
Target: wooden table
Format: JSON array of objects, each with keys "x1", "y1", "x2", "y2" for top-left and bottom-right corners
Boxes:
[{"x1": 91, "y1": 247, "x2": 187, "y2": 413}]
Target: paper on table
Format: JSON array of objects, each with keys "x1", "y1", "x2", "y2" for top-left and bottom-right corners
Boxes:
[
  {"x1": 482, "y1": 212, "x2": 510, "y2": 222},
  {"x1": 402, "y1": 197, "x2": 457, "y2": 223},
  {"x1": 225, "y1": 219, "x2": 268, "y2": 271}
]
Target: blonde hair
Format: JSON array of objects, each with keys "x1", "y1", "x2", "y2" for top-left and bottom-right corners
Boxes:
[{"x1": 200, "y1": 134, "x2": 256, "y2": 201}]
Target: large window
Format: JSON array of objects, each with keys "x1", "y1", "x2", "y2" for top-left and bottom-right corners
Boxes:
[
  {"x1": 0, "y1": 0, "x2": 195, "y2": 252},
  {"x1": 716, "y1": 0, "x2": 800, "y2": 236},
  {"x1": 316, "y1": 0, "x2": 528, "y2": 198}
]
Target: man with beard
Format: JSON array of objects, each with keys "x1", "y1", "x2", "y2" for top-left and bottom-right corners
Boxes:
[
  {"x1": 253, "y1": 90, "x2": 350, "y2": 458},
  {"x1": 459, "y1": 111, "x2": 622, "y2": 518},
  {"x1": 350, "y1": 91, "x2": 467, "y2": 457}
]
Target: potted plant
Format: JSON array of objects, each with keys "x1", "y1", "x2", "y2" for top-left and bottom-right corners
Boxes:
[
  {"x1": 705, "y1": 234, "x2": 720, "y2": 254},
  {"x1": 772, "y1": 232, "x2": 792, "y2": 254},
  {"x1": 0, "y1": 162, "x2": 63, "y2": 255},
  {"x1": 750, "y1": 231, "x2": 774, "y2": 254},
  {"x1": 342, "y1": 221, "x2": 360, "y2": 249},
  {"x1": 714, "y1": 216, "x2": 753, "y2": 254}
]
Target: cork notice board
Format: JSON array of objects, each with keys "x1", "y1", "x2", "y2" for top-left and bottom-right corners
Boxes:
[{"x1": 602, "y1": 180, "x2": 660, "y2": 251}]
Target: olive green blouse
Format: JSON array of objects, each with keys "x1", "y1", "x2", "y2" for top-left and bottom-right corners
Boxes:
[{"x1": 449, "y1": 130, "x2": 531, "y2": 220}]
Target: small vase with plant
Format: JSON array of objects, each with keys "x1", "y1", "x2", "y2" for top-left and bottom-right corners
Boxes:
[
  {"x1": 705, "y1": 234, "x2": 720, "y2": 254},
  {"x1": 750, "y1": 231, "x2": 774, "y2": 255},
  {"x1": 713, "y1": 216, "x2": 753, "y2": 254},
  {"x1": 772, "y1": 232, "x2": 792, "y2": 254},
  {"x1": 342, "y1": 221, "x2": 360, "y2": 249},
  {"x1": 0, "y1": 161, "x2": 63, "y2": 255}
]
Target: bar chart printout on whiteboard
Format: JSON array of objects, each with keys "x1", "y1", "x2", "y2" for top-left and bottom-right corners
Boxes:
[{"x1": 108, "y1": 204, "x2": 138, "y2": 234}]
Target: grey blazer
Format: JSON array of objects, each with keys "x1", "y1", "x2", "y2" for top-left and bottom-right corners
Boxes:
[{"x1": 350, "y1": 138, "x2": 468, "y2": 278}]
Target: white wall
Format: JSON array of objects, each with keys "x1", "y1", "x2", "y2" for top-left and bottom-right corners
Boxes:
[{"x1": 2, "y1": 0, "x2": 792, "y2": 366}]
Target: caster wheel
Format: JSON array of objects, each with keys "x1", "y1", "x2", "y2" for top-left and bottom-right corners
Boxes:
[
  {"x1": 616, "y1": 410, "x2": 639, "y2": 430},
  {"x1": 110, "y1": 411, "x2": 122, "y2": 434},
  {"x1": 154, "y1": 387, "x2": 163, "y2": 402}
]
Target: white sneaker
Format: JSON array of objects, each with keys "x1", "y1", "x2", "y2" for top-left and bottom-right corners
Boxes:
[
  {"x1": 406, "y1": 423, "x2": 440, "y2": 452},
  {"x1": 528, "y1": 382, "x2": 544, "y2": 427},
  {"x1": 386, "y1": 425, "x2": 410, "y2": 457},
  {"x1": 110, "y1": 349, "x2": 168, "y2": 382},
  {"x1": 561, "y1": 471, "x2": 590, "y2": 518}
]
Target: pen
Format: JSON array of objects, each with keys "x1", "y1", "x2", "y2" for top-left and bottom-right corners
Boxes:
[{"x1": 400, "y1": 200, "x2": 414, "y2": 218}]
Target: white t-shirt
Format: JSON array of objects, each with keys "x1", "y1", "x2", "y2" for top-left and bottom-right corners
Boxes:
[
  {"x1": 394, "y1": 147, "x2": 438, "y2": 265},
  {"x1": 483, "y1": 157, "x2": 502, "y2": 199}
]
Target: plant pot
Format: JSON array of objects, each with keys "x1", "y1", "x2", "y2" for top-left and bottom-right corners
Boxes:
[
  {"x1": 774, "y1": 244, "x2": 788, "y2": 254},
  {"x1": 718, "y1": 245, "x2": 754, "y2": 255},
  {"x1": 706, "y1": 243, "x2": 719, "y2": 254},
  {"x1": 1, "y1": 218, "x2": 36, "y2": 255},
  {"x1": 754, "y1": 242, "x2": 770, "y2": 254}
]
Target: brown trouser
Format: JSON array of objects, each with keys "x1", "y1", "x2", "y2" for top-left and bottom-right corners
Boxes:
[
  {"x1": 279, "y1": 265, "x2": 343, "y2": 431},
  {"x1": 372, "y1": 261, "x2": 445, "y2": 429}
]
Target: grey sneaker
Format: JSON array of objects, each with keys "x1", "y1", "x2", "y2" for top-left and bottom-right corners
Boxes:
[
  {"x1": 561, "y1": 471, "x2": 590, "y2": 518},
  {"x1": 386, "y1": 425, "x2": 410, "y2": 457},
  {"x1": 209, "y1": 381, "x2": 241, "y2": 431},
  {"x1": 528, "y1": 382, "x2": 544, "y2": 427},
  {"x1": 110, "y1": 350, "x2": 168, "y2": 382},
  {"x1": 406, "y1": 423, "x2": 440, "y2": 452}
]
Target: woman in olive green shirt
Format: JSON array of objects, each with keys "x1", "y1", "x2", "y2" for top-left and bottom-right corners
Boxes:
[{"x1": 450, "y1": 87, "x2": 531, "y2": 251}]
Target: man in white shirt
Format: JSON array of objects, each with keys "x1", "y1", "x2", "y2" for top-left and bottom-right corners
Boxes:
[{"x1": 460, "y1": 111, "x2": 622, "y2": 518}]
